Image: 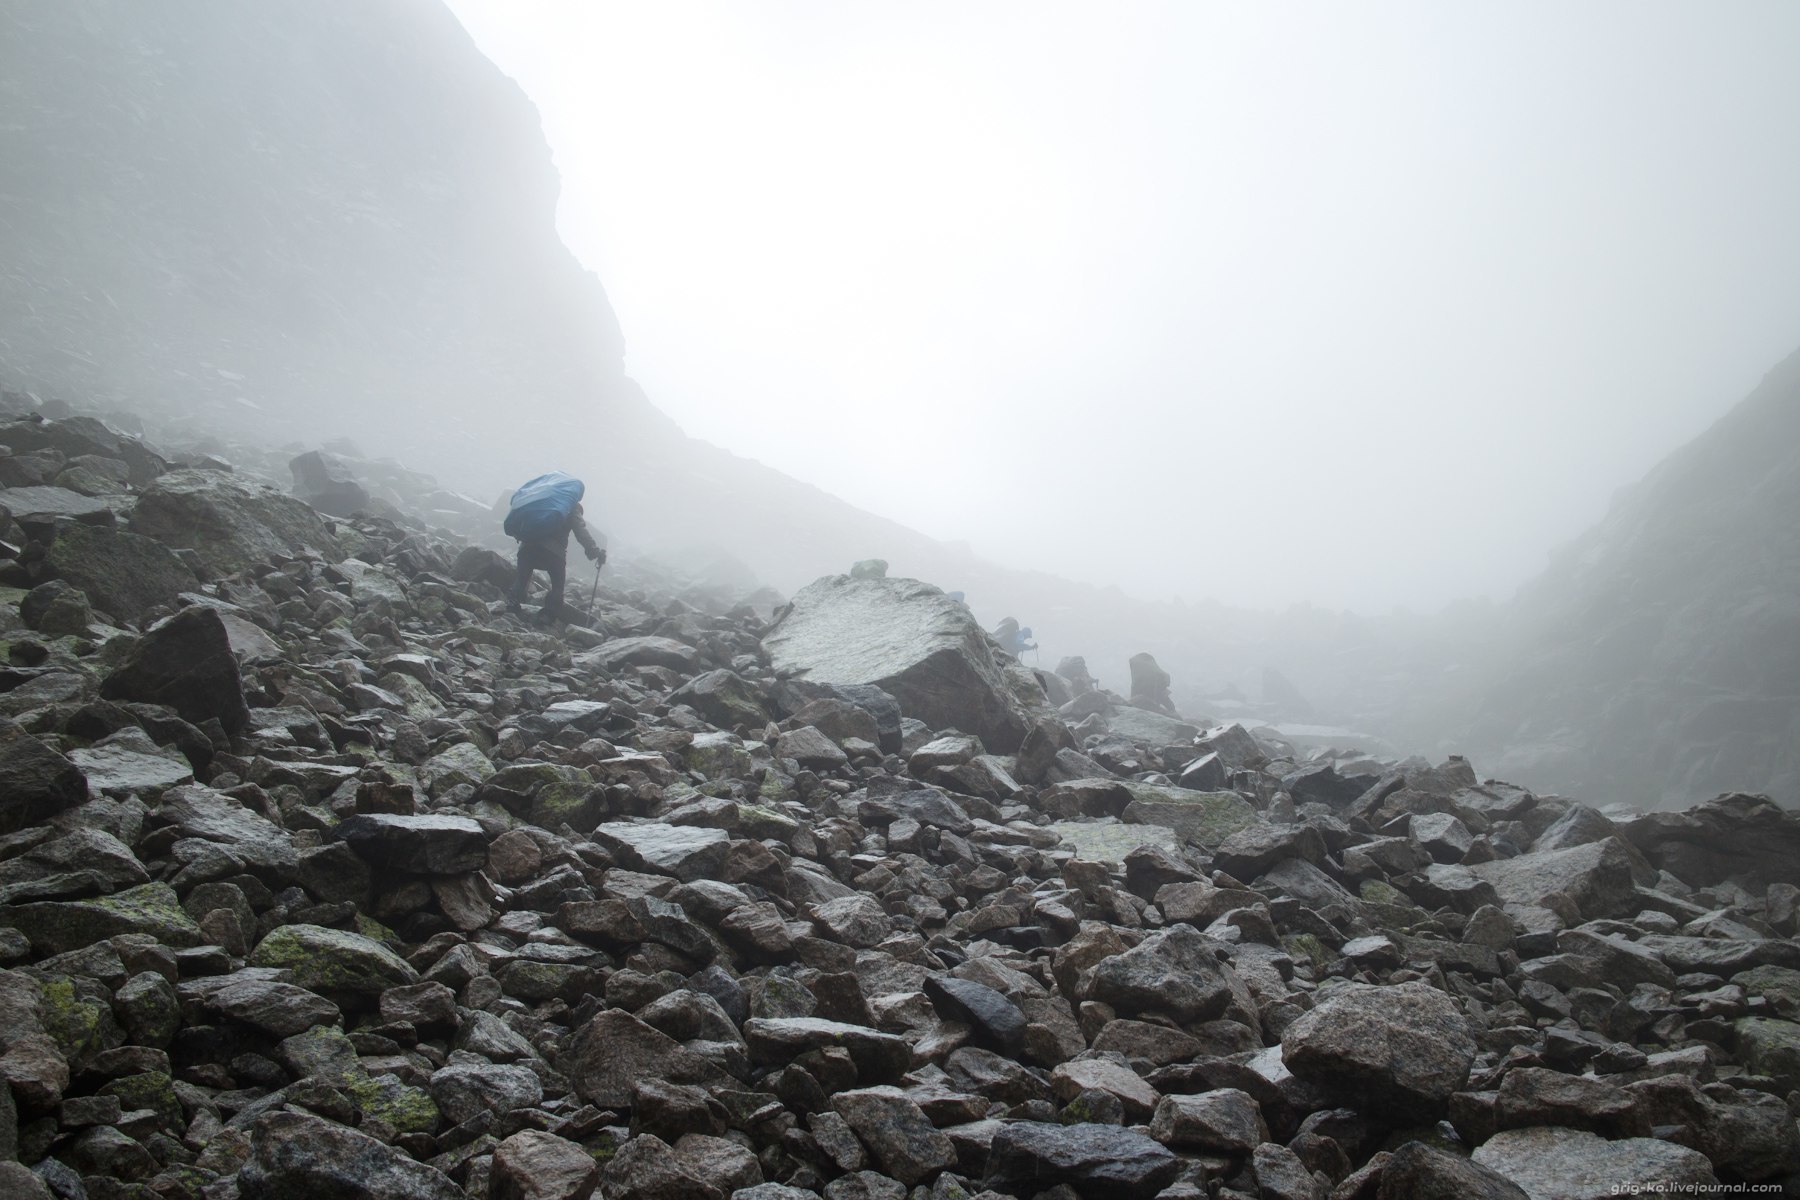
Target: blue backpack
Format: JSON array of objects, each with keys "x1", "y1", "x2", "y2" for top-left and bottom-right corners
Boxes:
[{"x1": 503, "y1": 472, "x2": 584, "y2": 541}]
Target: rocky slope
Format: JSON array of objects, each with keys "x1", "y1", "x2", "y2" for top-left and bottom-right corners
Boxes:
[
  {"x1": 0, "y1": 0, "x2": 1527, "y2": 745},
  {"x1": 3, "y1": 393, "x2": 1800, "y2": 1199},
  {"x1": 1424, "y1": 345, "x2": 1800, "y2": 809}
]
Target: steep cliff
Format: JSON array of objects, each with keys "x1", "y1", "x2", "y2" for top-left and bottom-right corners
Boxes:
[{"x1": 1453, "y1": 345, "x2": 1800, "y2": 807}]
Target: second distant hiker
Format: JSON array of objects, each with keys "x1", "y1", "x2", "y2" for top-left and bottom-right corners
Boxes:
[
  {"x1": 992, "y1": 616, "x2": 1037, "y2": 660},
  {"x1": 503, "y1": 471, "x2": 604, "y2": 625}
]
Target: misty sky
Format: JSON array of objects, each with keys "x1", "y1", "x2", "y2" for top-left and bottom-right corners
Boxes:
[{"x1": 445, "y1": 1, "x2": 1800, "y2": 613}]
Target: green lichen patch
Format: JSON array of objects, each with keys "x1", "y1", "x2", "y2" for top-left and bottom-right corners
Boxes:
[
  {"x1": 0, "y1": 882, "x2": 202, "y2": 955},
  {"x1": 347, "y1": 1073, "x2": 440, "y2": 1135},
  {"x1": 249, "y1": 923, "x2": 418, "y2": 999}
]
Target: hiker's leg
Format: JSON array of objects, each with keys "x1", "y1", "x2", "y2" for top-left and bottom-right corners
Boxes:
[
  {"x1": 511, "y1": 548, "x2": 533, "y2": 610},
  {"x1": 542, "y1": 553, "x2": 568, "y2": 622}
]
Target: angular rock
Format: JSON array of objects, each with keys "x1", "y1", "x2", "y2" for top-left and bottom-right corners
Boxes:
[
  {"x1": 1106, "y1": 705, "x2": 1197, "y2": 747},
  {"x1": 984, "y1": 1121, "x2": 1180, "y2": 1200},
  {"x1": 1467, "y1": 836, "x2": 1641, "y2": 920},
  {"x1": 204, "y1": 978, "x2": 342, "y2": 1037},
  {"x1": 1377, "y1": 1141, "x2": 1528, "y2": 1200},
  {"x1": 100, "y1": 606, "x2": 250, "y2": 734},
  {"x1": 601, "y1": 1134, "x2": 722, "y2": 1200},
  {"x1": 289, "y1": 450, "x2": 371, "y2": 517},
  {"x1": 858, "y1": 787, "x2": 974, "y2": 836},
  {"x1": 330, "y1": 813, "x2": 487, "y2": 875},
  {"x1": 568, "y1": 1009, "x2": 729, "y2": 1107},
  {"x1": 810, "y1": 894, "x2": 893, "y2": 949},
  {"x1": 1051, "y1": 1057, "x2": 1160, "y2": 1120},
  {"x1": 743, "y1": 1017, "x2": 911, "y2": 1084},
  {"x1": 236, "y1": 1110, "x2": 461, "y2": 1200},
  {"x1": 428, "y1": 1060, "x2": 544, "y2": 1124},
  {"x1": 0, "y1": 881, "x2": 202, "y2": 954},
  {"x1": 67, "y1": 727, "x2": 193, "y2": 797},
  {"x1": 1118, "y1": 782, "x2": 1259, "y2": 846},
  {"x1": 0, "y1": 716, "x2": 87, "y2": 836},
  {"x1": 1281, "y1": 981, "x2": 1475, "y2": 1121},
  {"x1": 1149, "y1": 1088, "x2": 1267, "y2": 1153},
  {"x1": 923, "y1": 975, "x2": 1025, "y2": 1055},
  {"x1": 830, "y1": 1088, "x2": 955, "y2": 1185},
  {"x1": 595, "y1": 822, "x2": 730, "y2": 882},
  {"x1": 248, "y1": 924, "x2": 419, "y2": 1002},
  {"x1": 1471, "y1": 1126, "x2": 1716, "y2": 1200},
  {"x1": 577, "y1": 636, "x2": 701, "y2": 673},
  {"x1": 1090, "y1": 924, "x2": 1236, "y2": 1022},
  {"x1": 669, "y1": 669, "x2": 769, "y2": 730}
]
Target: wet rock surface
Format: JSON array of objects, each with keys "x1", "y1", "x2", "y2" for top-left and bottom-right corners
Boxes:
[{"x1": 0, "y1": 402, "x2": 1797, "y2": 1199}]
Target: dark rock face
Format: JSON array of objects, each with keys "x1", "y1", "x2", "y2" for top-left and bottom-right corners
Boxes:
[
  {"x1": 0, "y1": 715, "x2": 88, "y2": 834},
  {"x1": 1622, "y1": 792, "x2": 1800, "y2": 891},
  {"x1": 984, "y1": 1122, "x2": 1180, "y2": 1200},
  {"x1": 101, "y1": 605, "x2": 250, "y2": 734},
  {"x1": 330, "y1": 814, "x2": 489, "y2": 875}
]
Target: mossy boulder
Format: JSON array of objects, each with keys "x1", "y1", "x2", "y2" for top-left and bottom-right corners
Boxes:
[
  {"x1": 1735, "y1": 1017, "x2": 1800, "y2": 1088},
  {"x1": 418, "y1": 742, "x2": 493, "y2": 797},
  {"x1": 250, "y1": 924, "x2": 419, "y2": 1005},
  {"x1": 1736, "y1": 965, "x2": 1800, "y2": 1021},
  {"x1": 684, "y1": 731, "x2": 753, "y2": 779},
  {"x1": 130, "y1": 469, "x2": 343, "y2": 578},
  {"x1": 100, "y1": 1071, "x2": 182, "y2": 1130},
  {"x1": 0, "y1": 882, "x2": 202, "y2": 955},
  {"x1": 528, "y1": 781, "x2": 606, "y2": 834},
  {"x1": 1118, "y1": 783, "x2": 1258, "y2": 848},
  {"x1": 277, "y1": 1026, "x2": 440, "y2": 1135},
  {"x1": 37, "y1": 975, "x2": 120, "y2": 1066},
  {"x1": 43, "y1": 525, "x2": 194, "y2": 624}
]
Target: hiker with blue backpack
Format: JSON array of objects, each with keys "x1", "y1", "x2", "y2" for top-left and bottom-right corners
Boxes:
[{"x1": 503, "y1": 472, "x2": 604, "y2": 625}]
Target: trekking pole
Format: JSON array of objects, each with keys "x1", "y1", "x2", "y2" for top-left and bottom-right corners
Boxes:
[{"x1": 587, "y1": 565, "x2": 601, "y2": 615}]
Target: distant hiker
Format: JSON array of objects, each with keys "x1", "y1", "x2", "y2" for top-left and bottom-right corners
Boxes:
[
  {"x1": 1056, "y1": 655, "x2": 1098, "y2": 696},
  {"x1": 503, "y1": 472, "x2": 604, "y2": 625},
  {"x1": 992, "y1": 617, "x2": 1037, "y2": 660},
  {"x1": 1129, "y1": 651, "x2": 1178, "y2": 716}
]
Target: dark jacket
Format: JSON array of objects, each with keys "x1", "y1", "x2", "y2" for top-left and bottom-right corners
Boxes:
[{"x1": 523, "y1": 505, "x2": 602, "y2": 558}]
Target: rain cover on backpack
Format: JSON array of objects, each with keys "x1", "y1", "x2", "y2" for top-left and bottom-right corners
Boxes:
[{"x1": 503, "y1": 472, "x2": 584, "y2": 541}]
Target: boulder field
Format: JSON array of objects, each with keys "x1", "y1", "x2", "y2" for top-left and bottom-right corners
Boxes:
[{"x1": 1, "y1": 391, "x2": 1799, "y2": 1199}]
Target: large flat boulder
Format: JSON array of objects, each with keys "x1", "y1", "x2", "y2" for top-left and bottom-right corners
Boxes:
[
  {"x1": 1105, "y1": 706, "x2": 1199, "y2": 747},
  {"x1": 764, "y1": 575, "x2": 1039, "y2": 753},
  {"x1": 42, "y1": 525, "x2": 194, "y2": 624},
  {"x1": 130, "y1": 468, "x2": 342, "y2": 577},
  {"x1": 1468, "y1": 836, "x2": 1642, "y2": 920},
  {"x1": 1471, "y1": 1126, "x2": 1716, "y2": 1200}
]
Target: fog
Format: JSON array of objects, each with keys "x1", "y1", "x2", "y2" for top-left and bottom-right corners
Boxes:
[{"x1": 443, "y1": 1, "x2": 1800, "y2": 614}]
